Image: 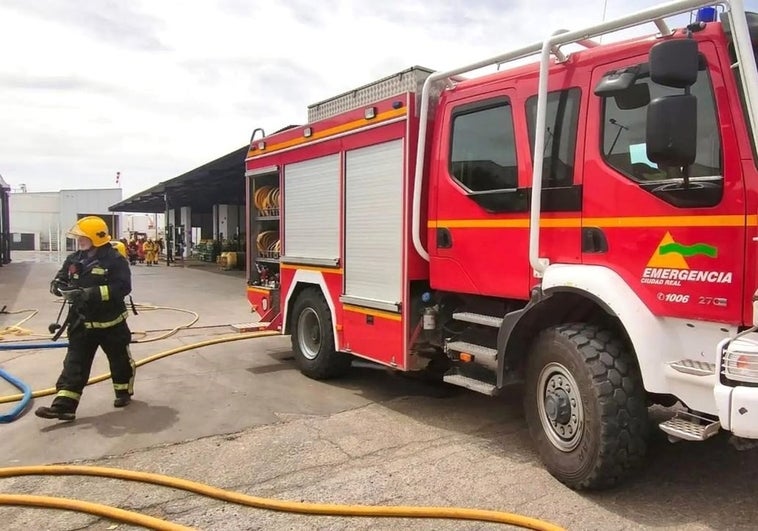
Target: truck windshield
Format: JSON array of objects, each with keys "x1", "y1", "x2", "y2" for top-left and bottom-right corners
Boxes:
[
  {"x1": 602, "y1": 66, "x2": 722, "y2": 183},
  {"x1": 600, "y1": 60, "x2": 723, "y2": 208}
]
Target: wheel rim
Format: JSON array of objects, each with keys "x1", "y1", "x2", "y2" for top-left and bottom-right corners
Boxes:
[
  {"x1": 297, "y1": 308, "x2": 321, "y2": 360},
  {"x1": 536, "y1": 362, "x2": 584, "y2": 452}
]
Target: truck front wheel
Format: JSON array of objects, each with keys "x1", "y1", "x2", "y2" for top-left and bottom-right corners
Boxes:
[
  {"x1": 524, "y1": 323, "x2": 649, "y2": 490},
  {"x1": 291, "y1": 288, "x2": 351, "y2": 380}
]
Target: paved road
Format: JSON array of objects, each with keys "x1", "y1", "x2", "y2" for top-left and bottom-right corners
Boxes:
[{"x1": 1, "y1": 254, "x2": 757, "y2": 530}]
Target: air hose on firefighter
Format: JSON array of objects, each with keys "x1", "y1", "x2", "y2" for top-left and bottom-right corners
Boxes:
[{"x1": 0, "y1": 465, "x2": 565, "y2": 530}]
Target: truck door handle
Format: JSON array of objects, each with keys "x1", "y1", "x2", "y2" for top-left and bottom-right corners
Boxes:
[{"x1": 437, "y1": 228, "x2": 452, "y2": 249}]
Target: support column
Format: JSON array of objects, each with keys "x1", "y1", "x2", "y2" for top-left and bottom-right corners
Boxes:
[
  {"x1": 164, "y1": 193, "x2": 172, "y2": 266},
  {"x1": 217, "y1": 204, "x2": 229, "y2": 242},
  {"x1": 0, "y1": 179, "x2": 10, "y2": 265},
  {"x1": 227, "y1": 205, "x2": 240, "y2": 241},
  {"x1": 212, "y1": 204, "x2": 220, "y2": 240},
  {"x1": 180, "y1": 206, "x2": 191, "y2": 258}
]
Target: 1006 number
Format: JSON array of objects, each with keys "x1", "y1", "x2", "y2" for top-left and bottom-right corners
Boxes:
[{"x1": 658, "y1": 293, "x2": 690, "y2": 303}]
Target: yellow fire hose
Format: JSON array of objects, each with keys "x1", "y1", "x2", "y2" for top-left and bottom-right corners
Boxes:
[
  {"x1": 0, "y1": 309, "x2": 45, "y2": 340},
  {"x1": 0, "y1": 465, "x2": 564, "y2": 530},
  {"x1": 0, "y1": 332, "x2": 565, "y2": 530}
]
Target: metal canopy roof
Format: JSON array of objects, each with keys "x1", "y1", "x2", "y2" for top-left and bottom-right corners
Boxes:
[{"x1": 109, "y1": 145, "x2": 248, "y2": 213}]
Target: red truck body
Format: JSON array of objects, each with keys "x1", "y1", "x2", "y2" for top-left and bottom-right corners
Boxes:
[{"x1": 243, "y1": 1, "x2": 758, "y2": 489}]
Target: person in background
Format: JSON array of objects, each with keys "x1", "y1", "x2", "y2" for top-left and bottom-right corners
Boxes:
[{"x1": 143, "y1": 238, "x2": 157, "y2": 266}]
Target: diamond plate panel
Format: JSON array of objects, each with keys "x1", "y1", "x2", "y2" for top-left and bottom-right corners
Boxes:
[{"x1": 307, "y1": 66, "x2": 435, "y2": 122}]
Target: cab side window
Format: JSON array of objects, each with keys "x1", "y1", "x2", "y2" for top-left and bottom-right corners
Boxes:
[
  {"x1": 525, "y1": 88, "x2": 581, "y2": 188},
  {"x1": 449, "y1": 99, "x2": 518, "y2": 192}
]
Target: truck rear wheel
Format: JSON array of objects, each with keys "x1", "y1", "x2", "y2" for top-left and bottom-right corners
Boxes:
[
  {"x1": 524, "y1": 323, "x2": 649, "y2": 490},
  {"x1": 291, "y1": 288, "x2": 351, "y2": 380}
]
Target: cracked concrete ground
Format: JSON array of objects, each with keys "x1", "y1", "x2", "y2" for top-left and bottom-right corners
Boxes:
[{"x1": 2, "y1": 252, "x2": 758, "y2": 530}]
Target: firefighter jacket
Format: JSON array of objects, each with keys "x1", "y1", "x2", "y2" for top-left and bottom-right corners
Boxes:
[{"x1": 53, "y1": 243, "x2": 132, "y2": 329}]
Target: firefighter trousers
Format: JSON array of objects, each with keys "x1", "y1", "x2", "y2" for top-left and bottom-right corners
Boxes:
[{"x1": 52, "y1": 321, "x2": 136, "y2": 410}]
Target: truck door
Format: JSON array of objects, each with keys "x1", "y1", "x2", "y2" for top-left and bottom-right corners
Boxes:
[
  {"x1": 429, "y1": 89, "x2": 532, "y2": 299},
  {"x1": 583, "y1": 43, "x2": 745, "y2": 324},
  {"x1": 429, "y1": 85, "x2": 584, "y2": 299}
]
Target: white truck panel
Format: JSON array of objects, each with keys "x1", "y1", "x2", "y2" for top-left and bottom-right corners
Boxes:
[
  {"x1": 283, "y1": 155, "x2": 340, "y2": 260},
  {"x1": 344, "y1": 139, "x2": 404, "y2": 308}
]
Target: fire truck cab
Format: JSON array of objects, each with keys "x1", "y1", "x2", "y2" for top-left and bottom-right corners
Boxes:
[{"x1": 245, "y1": 0, "x2": 758, "y2": 489}]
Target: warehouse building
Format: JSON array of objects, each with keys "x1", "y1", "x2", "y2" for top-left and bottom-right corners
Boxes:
[
  {"x1": 9, "y1": 187, "x2": 123, "y2": 252},
  {"x1": 108, "y1": 146, "x2": 247, "y2": 261}
]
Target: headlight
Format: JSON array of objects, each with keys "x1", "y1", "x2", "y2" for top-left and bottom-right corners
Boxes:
[{"x1": 723, "y1": 336, "x2": 758, "y2": 383}]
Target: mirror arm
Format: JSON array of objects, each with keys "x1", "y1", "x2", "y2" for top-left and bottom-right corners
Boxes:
[{"x1": 682, "y1": 163, "x2": 690, "y2": 189}]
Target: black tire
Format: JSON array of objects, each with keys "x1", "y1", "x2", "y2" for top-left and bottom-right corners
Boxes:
[
  {"x1": 523, "y1": 323, "x2": 649, "y2": 490},
  {"x1": 290, "y1": 288, "x2": 351, "y2": 380}
]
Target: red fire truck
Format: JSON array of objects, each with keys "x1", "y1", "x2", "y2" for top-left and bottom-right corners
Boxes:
[{"x1": 244, "y1": 0, "x2": 758, "y2": 489}]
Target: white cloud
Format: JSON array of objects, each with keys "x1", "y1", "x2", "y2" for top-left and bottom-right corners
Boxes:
[{"x1": 0, "y1": 0, "x2": 755, "y2": 201}]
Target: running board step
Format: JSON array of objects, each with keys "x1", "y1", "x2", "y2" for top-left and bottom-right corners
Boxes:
[
  {"x1": 659, "y1": 412, "x2": 720, "y2": 442},
  {"x1": 452, "y1": 312, "x2": 503, "y2": 328},
  {"x1": 231, "y1": 322, "x2": 272, "y2": 332},
  {"x1": 445, "y1": 341, "x2": 497, "y2": 361},
  {"x1": 669, "y1": 359, "x2": 716, "y2": 376},
  {"x1": 442, "y1": 374, "x2": 498, "y2": 396}
]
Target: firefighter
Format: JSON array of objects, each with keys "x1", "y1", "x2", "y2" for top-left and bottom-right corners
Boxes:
[
  {"x1": 111, "y1": 240, "x2": 128, "y2": 259},
  {"x1": 35, "y1": 216, "x2": 136, "y2": 421},
  {"x1": 143, "y1": 238, "x2": 157, "y2": 266}
]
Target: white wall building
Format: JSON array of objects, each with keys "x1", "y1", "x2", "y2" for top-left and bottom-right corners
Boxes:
[{"x1": 10, "y1": 188, "x2": 123, "y2": 251}]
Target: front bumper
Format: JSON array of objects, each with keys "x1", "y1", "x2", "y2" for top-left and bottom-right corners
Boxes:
[
  {"x1": 715, "y1": 383, "x2": 758, "y2": 438},
  {"x1": 715, "y1": 334, "x2": 758, "y2": 438}
]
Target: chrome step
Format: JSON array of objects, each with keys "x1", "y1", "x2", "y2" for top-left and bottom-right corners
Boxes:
[
  {"x1": 231, "y1": 322, "x2": 271, "y2": 332},
  {"x1": 452, "y1": 312, "x2": 503, "y2": 328},
  {"x1": 443, "y1": 374, "x2": 498, "y2": 396},
  {"x1": 445, "y1": 341, "x2": 497, "y2": 361},
  {"x1": 669, "y1": 359, "x2": 716, "y2": 377},
  {"x1": 659, "y1": 412, "x2": 720, "y2": 442}
]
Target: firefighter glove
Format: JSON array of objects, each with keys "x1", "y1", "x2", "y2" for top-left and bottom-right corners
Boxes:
[
  {"x1": 50, "y1": 279, "x2": 66, "y2": 297},
  {"x1": 59, "y1": 287, "x2": 87, "y2": 303}
]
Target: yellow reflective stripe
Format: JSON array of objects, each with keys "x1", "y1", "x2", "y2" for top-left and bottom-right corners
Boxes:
[
  {"x1": 128, "y1": 349, "x2": 136, "y2": 394},
  {"x1": 428, "y1": 214, "x2": 758, "y2": 229},
  {"x1": 56, "y1": 390, "x2": 81, "y2": 401},
  {"x1": 91, "y1": 267, "x2": 106, "y2": 275},
  {"x1": 83, "y1": 311, "x2": 128, "y2": 329},
  {"x1": 99, "y1": 285, "x2": 110, "y2": 301},
  {"x1": 113, "y1": 383, "x2": 130, "y2": 391}
]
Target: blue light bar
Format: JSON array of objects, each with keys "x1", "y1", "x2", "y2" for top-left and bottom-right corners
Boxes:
[{"x1": 696, "y1": 6, "x2": 718, "y2": 23}]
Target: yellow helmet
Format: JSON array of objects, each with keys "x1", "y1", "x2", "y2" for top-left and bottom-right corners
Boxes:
[
  {"x1": 110, "y1": 240, "x2": 127, "y2": 258},
  {"x1": 69, "y1": 216, "x2": 111, "y2": 247}
]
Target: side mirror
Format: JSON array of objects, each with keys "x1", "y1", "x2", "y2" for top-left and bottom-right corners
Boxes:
[
  {"x1": 594, "y1": 65, "x2": 641, "y2": 96},
  {"x1": 614, "y1": 83, "x2": 650, "y2": 110},
  {"x1": 649, "y1": 39, "x2": 699, "y2": 88},
  {"x1": 646, "y1": 94, "x2": 697, "y2": 167}
]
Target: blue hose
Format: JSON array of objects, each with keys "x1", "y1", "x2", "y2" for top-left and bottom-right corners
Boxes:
[
  {"x1": 0, "y1": 342, "x2": 68, "y2": 351},
  {"x1": 0, "y1": 368, "x2": 32, "y2": 423}
]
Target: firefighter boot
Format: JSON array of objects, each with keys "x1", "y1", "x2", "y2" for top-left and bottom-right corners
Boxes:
[
  {"x1": 114, "y1": 390, "x2": 132, "y2": 408},
  {"x1": 34, "y1": 396, "x2": 77, "y2": 421}
]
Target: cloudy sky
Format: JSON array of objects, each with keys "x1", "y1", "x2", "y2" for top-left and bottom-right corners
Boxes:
[{"x1": 1, "y1": 0, "x2": 755, "y2": 201}]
